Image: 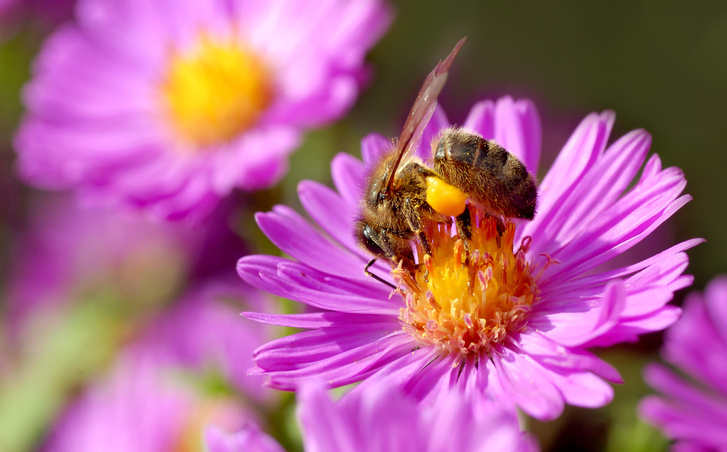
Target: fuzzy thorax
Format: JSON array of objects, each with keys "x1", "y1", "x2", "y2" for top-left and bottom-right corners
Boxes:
[{"x1": 397, "y1": 215, "x2": 539, "y2": 358}]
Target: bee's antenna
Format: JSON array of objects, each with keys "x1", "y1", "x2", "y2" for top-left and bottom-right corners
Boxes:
[{"x1": 364, "y1": 258, "x2": 396, "y2": 289}]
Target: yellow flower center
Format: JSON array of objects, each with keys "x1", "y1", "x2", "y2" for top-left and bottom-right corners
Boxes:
[
  {"x1": 161, "y1": 34, "x2": 273, "y2": 148},
  {"x1": 397, "y1": 214, "x2": 539, "y2": 358}
]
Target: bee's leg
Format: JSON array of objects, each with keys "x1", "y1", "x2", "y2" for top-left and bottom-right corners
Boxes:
[
  {"x1": 495, "y1": 216, "x2": 506, "y2": 236},
  {"x1": 403, "y1": 198, "x2": 433, "y2": 257},
  {"x1": 417, "y1": 230, "x2": 433, "y2": 256},
  {"x1": 455, "y1": 205, "x2": 472, "y2": 241},
  {"x1": 364, "y1": 258, "x2": 396, "y2": 289},
  {"x1": 455, "y1": 205, "x2": 473, "y2": 266}
]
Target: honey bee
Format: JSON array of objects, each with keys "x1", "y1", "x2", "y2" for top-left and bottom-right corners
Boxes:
[{"x1": 355, "y1": 38, "x2": 537, "y2": 278}]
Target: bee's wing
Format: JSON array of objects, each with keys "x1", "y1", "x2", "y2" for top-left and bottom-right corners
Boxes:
[{"x1": 384, "y1": 37, "x2": 466, "y2": 193}]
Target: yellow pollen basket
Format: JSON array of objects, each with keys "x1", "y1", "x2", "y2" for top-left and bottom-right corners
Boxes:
[
  {"x1": 161, "y1": 35, "x2": 273, "y2": 148},
  {"x1": 397, "y1": 215, "x2": 538, "y2": 357},
  {"x1": 425, "y1": 176, "x2": 468, "y2": 217}
]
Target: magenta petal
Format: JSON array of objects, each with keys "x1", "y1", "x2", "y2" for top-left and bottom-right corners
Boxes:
[
  {"x1": 243, "y1": 311, "x2": 397, "y2": 329},
  {"x1": 545, "y1": 239, "x2": 702, "y2": 297},
  {"x1": 537, "y1": 130, "x2": 652, "y2": 249},
  {"x1": 238, "y1": 256, "x2": 395, "y2": 313},
  {"x1": 528, "y1": 111, "x2": 615, "y2": 243},
  {"x1": 204, "y1": 425, "x2": 284, "y2": 452},
  {"x1": 351, "y1": 347, "x2": 456, "y2": 401},
  {"x1": 463, "y1": 100, "x2": 495, "y2": 139},
  {"x1": 237, "y1": 255, "x2": 301, "y2": 299},
  {"x1": 535, "y1": 280, "x2": 626, "y2": 348},
  {"x1": 253, "y1": 323, "x2": 401, "y2": 368},
  {"x1": 513, "y1": 98, "x2": 542, "y2": 175},
  {"x1": 262, "y1": 333, "x2": 414, "y2": 390},
  {"x1": 255, "y1": 206, "x2": 368, "y2": 278},
  {"x1": 639, "y1": 278, "x2": 727, "y2": 449},
  {"x1": 620, "y1": 254, "x2": 691, "y2": 317},
  {"x1": 587, "y1": 306, "x2": 682, "y2": 347},
  {"x1": 491, "y1": 347, "x2": 565, "y2": 420},
  {"x1": 360, "y1": 132, "x2": 392, "y2": 166},
  {"x1": 493, "y1": 96, "x2": 542, "y2": 176},
  {"x1": 297, "y1": 378, "x2": 536, "y2": 452},
  {"x1": 641, "y1": 364, "x2": 727, "y2": 448},
  {"x1": 542, "y1": 185, "x2": 690, "y2": 284},
  {"x1": 704, "y1": 277, "x2": 727, "y2": 346},
  {"x1": 592, "y1": 281, "x2": 628, "y2": 337},
  {"x1": 298, "y1": 180, "x2": 360, "y2": 253},
  {"x1": 662, "y1": 285, "x2": 727, "y2": 393},
  {"x1": 274, "y1": 263, "x2": 396, "y2": 313},
  {"x1": 547, "y1": 369, "x2": 614, "y2": 408},
  {"x1": 297, "y1": 383, "x2": 353, "y2": 452},
  {"x1": 644, "y1": 364, "x2": 727, "y2": 418},
  {"x1": 640, "y1": 394, "x2": 727, "y2": 450},
  {"x1": 331, "y1": 152, "x2": 366, "y2": 205},
  {"x1": 518, "y1": 332, "x2": 622, "y2": 383},
  {"x1": 462, "y1": 97, "x2": 542, "y2": 176}
]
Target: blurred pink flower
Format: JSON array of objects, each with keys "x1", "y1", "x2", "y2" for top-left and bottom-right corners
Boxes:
[
  {"x1": 640, "y1": 276, "x2": 727, "y2": 450},
  {"x1": 15, "y1": 0, "x2": 392, "y2": 220},
  {"x1": 5, "y1": 193, "x2": 248, "y2": 339},
  {"x1": 205, "y1": 424, "x2": 284, "y2": 452},
  {"x1": 41, "y1": 281, "x2": 277, "y2": 451},
  {"x1": 6, "y1": 193, "x2": 192, "y2": 335}
]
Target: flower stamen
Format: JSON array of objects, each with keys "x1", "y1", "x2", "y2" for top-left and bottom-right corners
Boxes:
[{"x1": 397, "y1": 214, "x2": 540, "y2": 357}]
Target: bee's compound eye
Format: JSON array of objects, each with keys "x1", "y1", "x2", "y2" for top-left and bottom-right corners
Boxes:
[{"x1": 359, "y1": 224, "x2": 385, "y2": 257}]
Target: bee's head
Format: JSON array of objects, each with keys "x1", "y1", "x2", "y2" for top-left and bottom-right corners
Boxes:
[
  {"x1": 363, "y1": 175, "x2": 389, "y2": 210},
  {"x1": 363, "y1": 150, "x2": 399, "y2": 209}
]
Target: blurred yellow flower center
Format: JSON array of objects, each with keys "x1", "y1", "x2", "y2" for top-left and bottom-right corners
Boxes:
[
  {"x1": 397, "y1": 215, "x2": 539, "y2": 358},
  {"x1": 162, "y1": 35, "x2": 273, "y2": 148}
]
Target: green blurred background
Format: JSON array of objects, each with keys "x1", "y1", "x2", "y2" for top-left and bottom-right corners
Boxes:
[{"x1": 2, "y1": 0, "x2": 726, "y2": 451}]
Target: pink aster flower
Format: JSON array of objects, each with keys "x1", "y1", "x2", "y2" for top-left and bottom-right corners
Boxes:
[
  {"x1": 205, "y1": 382, "x2": 537, "y2": 452},
  {"x1": 639, "y1": 276, "x2": 727, "y2": 450},
  {"x1": 238, "y1": 95, "x2": 699, "y2": 420},
  {"x1": 41, "y1": 280, "x2": 276, "y2": 451},
  {"x1": 15, "y1": 0, "x2": 391, "y2": 220}
]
